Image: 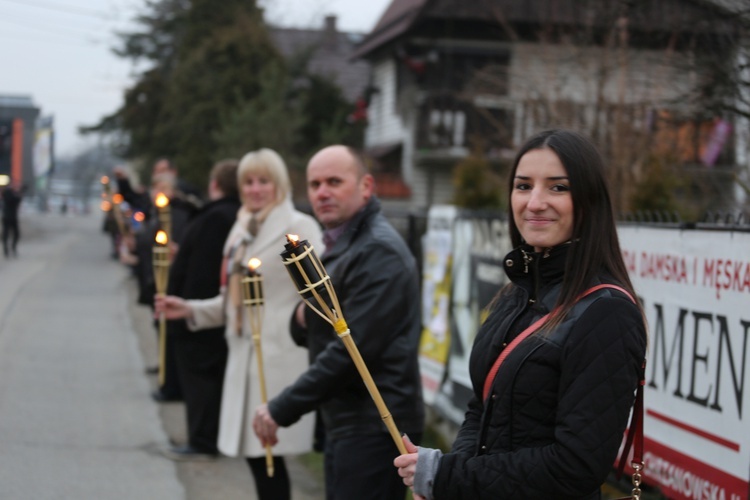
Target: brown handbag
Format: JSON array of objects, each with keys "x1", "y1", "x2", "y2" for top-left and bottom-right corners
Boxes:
[{"x1": 613, "y1": 361, "x2": 646, "y2": 500}]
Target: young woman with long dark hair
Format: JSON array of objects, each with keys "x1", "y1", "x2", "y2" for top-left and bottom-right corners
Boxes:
[{"x1": 395, "y1": 129, "x2": 647, "y2": 499}]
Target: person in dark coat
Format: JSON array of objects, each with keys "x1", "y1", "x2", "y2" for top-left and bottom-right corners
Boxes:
[
  {"x1": 160, "y1": 159, "x2": 241, "y2": 459},
  {"x1": 129, "y1": 172, "x2": 198, "y2": 401},
  {"x1": 2, "y1": 185, "x2": 22, "y2": 258},
  {"x1": 394, "y1": 129, "x2": 648, "y2": 499},
  {"x1": 252, "y1": 145, "x2": 425, "y2": 500}
]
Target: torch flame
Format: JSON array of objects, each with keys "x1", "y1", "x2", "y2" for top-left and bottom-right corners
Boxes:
[
  {"x1": 155, "y1": 230, "x2": 168, "y2": 245},
  {"x1": 154, "y1": 193, "x2": 169, "y2": 208},
  {"x1": 112, "y1": 193, "x2": 124, "y2": 204},
  {"x1": 101, "y1": 176, "x2": 109, "y2": 184},
  {"x1": 101, "y1": 200, "x2": 112, "y2": 212},
  {"x1": 247, "y1": 257, "x2": 262, "y2": 272},
  {"x1": 286, "y1": 234, "x2": 300, "y2": 246}
]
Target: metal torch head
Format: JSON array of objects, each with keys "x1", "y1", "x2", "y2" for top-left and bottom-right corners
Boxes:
[
  {"x1": 242, "y1": 258, "x2": 264, "y2": 308},
  {"x1": 280, "y1": 236, "x2": 334, "y2": 309}
]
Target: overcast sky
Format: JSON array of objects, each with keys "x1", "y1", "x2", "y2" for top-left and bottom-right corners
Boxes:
[{"x1": 0, "y1": 0, "x2": 391, "y2": 158}]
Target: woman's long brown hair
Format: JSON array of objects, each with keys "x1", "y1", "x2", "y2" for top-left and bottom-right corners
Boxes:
[{"x1": 507, "y1": 129, "x2": 642, "y2": 330}]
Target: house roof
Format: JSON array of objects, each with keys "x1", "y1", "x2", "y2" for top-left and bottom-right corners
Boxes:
[
  {"x1": 270, "y1": 16, "x2": 371, "y2": 102},
  {"x1": 0, "y1": 95, "x2": 36, "y2": 110},
  {"x1": 352, "y1": 0, "x2": 427, "y2": 59},
  {"x1": 353, "y1": 0, "x2": 740, "y2": 59}
]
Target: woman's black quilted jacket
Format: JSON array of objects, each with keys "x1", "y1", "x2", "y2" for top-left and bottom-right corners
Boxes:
[{"x1": 433, "y1": 245, "x2": 647, "y2": 499}]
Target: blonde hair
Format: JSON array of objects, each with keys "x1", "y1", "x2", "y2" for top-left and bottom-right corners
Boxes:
[{"x1": 237, "y1": 148, "x2": 291, "y2": 219}]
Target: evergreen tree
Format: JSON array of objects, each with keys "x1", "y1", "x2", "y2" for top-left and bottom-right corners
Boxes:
[
  {"x1": 213, "y1": 63, "x2": 303, "y2": 165},
  {"x1": 297, "y1": 74, "x2": 364, "y2": 156},
  {"x1": 451, "y1": 154, "x2": 505, "y2": 210},
  {"x1": 86, "y1": 0, "x2": 283, "y2": 187}
]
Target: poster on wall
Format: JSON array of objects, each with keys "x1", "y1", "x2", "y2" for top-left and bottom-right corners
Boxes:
[
  {"x1": 619, "y1": 226, "x2": 750, "y2": 500},
  {"x1": 432, "y1": 210, "x2": 511, "y2": 422},
  {"x1": 418, "y1": 205, "x2": 457, "y2": 405}
]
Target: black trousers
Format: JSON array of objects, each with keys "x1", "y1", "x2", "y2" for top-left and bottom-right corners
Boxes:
[
  {"x1": 324, "y1": 432, "x2": 422, "y2": 500},
  {"x1": 171, "y1": 325, "x2": 227, "y2": 452},
  {"x1": 2, "y1": 218, "x2": 19, "y2": 256},
  {"x1": 247, "y1": 456, "x2": 290, "y2": 500}
]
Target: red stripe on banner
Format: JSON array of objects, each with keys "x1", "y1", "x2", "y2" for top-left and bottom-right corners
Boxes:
[
  {"x1": 643, "y1": 437, "x2": 748, "y2": 500},
  {"x1": 647, "y1": 409, "x2": 740, "y2": 451}
]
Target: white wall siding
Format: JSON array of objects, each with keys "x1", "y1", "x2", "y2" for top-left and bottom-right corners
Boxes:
[
  {"x1": 364, "y1": 59, "x2": 406, "y2": 148},
  {"x1": 410, "y1": 165, "x2": 455, "y2": 208},
  {"x1": 735, "y1": 47, "x2": 749, "y2": 207}
]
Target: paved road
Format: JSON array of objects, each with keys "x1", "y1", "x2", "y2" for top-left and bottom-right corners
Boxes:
[{"x1": 0, "y1": 210, "x2": 325, "y2": 500}]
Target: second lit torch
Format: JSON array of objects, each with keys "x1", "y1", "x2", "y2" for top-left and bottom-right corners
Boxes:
[
  {"x1": 153, "y1": 230, "x2": 170, "y2": 386},
  {"x1": 154, "y1": 192, "x2": 171, "y2": 243},
  {"x1": 241, "y1": 258, "x2": 275, "y2": 477}
]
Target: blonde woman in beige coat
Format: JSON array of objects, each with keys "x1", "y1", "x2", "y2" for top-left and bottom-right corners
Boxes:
[{"x1": 156, "y1": 148, "x2": 322, "y2": 500}]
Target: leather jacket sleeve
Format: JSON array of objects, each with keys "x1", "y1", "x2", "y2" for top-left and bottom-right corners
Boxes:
[
  {"x1": 289, "y1": 303, "x2": 308, "y2": 347},
  {"x1": 269, "y1": 241, "x2": 417, "y2": 427}
]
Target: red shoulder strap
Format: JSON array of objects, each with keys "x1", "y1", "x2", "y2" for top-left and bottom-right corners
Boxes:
[
  {"x1": 482, "y1": 284, "x2": 634, "y2": 401},
  {"x1": 616, "y1": 360, "x2": 646, "y2": 479},
  {"x1": 481, "y1": 313, "x2": 548, "y2": 401}
]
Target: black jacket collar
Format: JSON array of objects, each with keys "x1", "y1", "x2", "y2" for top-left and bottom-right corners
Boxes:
[
  {"x1": 503, "y1": 243, "x2": 569, "y2": 301},
  {"x1": 323, "y1": 196, "x2": 381, "y2": 261}
]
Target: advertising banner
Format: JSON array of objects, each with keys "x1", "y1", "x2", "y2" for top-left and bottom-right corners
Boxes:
[
  {"x1": 33, "y1": 127, "x2": 53, "y2": 177},
  {"x1": 619, "y1": 226, "x2": 750, "y2": 500},
  {"x1": 425, "y1": 209, "x2": 512, "y2": 422},
  {"x1": 418, "y1": 205, "x2": 456, "y2": 404},
  {"x1": 419, "y1": 215, "x2": 750, "y2": 498}
]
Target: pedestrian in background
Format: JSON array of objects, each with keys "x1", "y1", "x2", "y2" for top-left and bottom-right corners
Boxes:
[
  {"x1": 394, "y1": 129, "x2": 647, "y2": 499},
  {"x1": 2, "y1": 184, "x2": 22, "y2": 258},
  {"x1": 156, "y1": 148, "x2": 322, "y2": 499}
]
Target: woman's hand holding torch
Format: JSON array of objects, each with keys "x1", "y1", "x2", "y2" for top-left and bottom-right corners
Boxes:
[{"x1": 154, "y1": 296, "x2": 192, "y2": 321}]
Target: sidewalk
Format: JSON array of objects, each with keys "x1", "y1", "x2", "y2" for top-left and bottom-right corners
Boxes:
[{"x1": 0, "y1": 211, "x2": 324, "y2": 499}]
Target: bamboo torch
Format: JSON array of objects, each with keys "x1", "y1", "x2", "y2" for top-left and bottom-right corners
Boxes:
[
  {"x1": 241, "y1": 258, "x2": 275, "y2": 477},
  {"x1": 152, "y1": 230, "x2": 170, "y2": 386},
  {"x1": 154, "y1": 192, "x2": 171, "y2": 242},
  {"x1": 111, "y1": 193, "x2": 128, "y2": 236},
  {"x1": 279, "y1": 234, "x2": 407, "y2": 455},
  {"x1": 101, "y1": 176, "x2": 127, "y2": 236}
]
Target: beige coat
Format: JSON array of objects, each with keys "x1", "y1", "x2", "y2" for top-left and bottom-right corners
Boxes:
[{"x1": 189, "y1": 198, "x2": 323, "y2": 457}]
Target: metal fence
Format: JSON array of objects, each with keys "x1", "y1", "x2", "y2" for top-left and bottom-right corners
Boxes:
[
  {"x1": 382, "y1": 208, "x2": 429, "y2": 268},
  {"x1": 619, "y1": 209, "x2": 750, "y2": 232},
  {"x1": 387, "y1": 208, "x2": 750, "y2": 262}
]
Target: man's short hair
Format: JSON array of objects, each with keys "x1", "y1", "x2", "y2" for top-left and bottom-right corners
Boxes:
[
  {"x1": 210, "y1": 159, "x2": 239, "y2": 198},
  {"x1": 344, "y1": 146, "x2": 370, "y2": 178}
]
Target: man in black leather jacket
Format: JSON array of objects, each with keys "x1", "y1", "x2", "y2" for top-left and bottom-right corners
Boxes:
[{"x1": 253, "y1": 145, "x2": 424, "y2": 500}]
